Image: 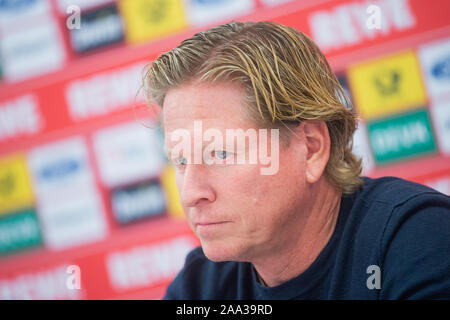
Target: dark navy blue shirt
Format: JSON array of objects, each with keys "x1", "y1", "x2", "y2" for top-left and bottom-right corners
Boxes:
[{"x1": 164, "y1": 177, "x2": 450, "y2": 299}]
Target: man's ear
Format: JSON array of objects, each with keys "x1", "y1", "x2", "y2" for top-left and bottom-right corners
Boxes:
[{"x1": 301, "y1": 121, "x2": 331, "y2": 184}]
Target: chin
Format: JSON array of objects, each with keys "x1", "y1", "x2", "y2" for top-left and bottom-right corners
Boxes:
[{"x1": 201, "y1": 240, "x2": 246, "y2": 262}]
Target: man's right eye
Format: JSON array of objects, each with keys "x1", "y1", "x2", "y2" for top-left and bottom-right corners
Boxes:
[{"x1": 174, "y1": 156, "x2": 187, "y2": 166}]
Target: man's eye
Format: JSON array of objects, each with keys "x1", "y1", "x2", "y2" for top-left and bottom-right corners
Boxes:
[
  {"x1": 215, "y1": 151, "x2": 227, "y2": 160},
  {"x1": 174, "y1": 156, "x2": 187, "y2": 166}
]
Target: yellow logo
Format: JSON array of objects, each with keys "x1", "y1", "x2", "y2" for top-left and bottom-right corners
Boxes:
[
  {"x1": 348, "y1": 51, "x2": 427, "y2": 120},
  {"x1": 119, "y1": 0, "x2": 187, "y2": 44},
  {"x1": 0, "y1": 154, "x2": 34, "y2": 215},
  {"x1": 160, "y1": 164, "x2": 184, "y2": 219}
]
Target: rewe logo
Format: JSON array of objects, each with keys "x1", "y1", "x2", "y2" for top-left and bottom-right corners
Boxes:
[
  {"x1": 0, "y1": 95, "x2": 43, "y2": 141},
  {"x1": 65, "y1": 63, "x2": 146, "y2": 121},
  {"x1": 309, "y1": 0, "x2": 416, "y2": 52}
]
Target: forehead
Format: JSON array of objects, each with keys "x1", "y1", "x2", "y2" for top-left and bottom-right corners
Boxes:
[{"x1": 162, "y1": 81, "x2": 251, "y2": 132}]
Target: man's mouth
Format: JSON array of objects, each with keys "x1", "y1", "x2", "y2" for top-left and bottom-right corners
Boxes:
[
  {"x1": 194, "y1": 221, "x2": 231, "y2": 237},
  {"x1": 195, "y1": 221, "x2": 229, "y2": 227}
]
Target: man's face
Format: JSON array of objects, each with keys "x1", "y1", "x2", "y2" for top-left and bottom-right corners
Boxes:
[{"x1": 163, "y1": 82, "x2": 309, "y2": 262}]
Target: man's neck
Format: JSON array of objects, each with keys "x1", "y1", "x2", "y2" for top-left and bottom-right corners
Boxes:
[{"x1": 252, "y1": 179, "x2": 342, "y2": 287}]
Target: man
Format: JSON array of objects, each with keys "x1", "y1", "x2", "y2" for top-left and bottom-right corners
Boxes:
[{"x1": 143, "y1": 21, "x2": 450, "y2": 299}]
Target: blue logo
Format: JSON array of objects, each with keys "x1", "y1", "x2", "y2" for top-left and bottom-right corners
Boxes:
[
  {"x1": 0, "y1": 0, "x2": 37, "y2": 11},
  {"x1": 40, "y1": 159, "x2": 81, "y2": 181},
  {"x1": 431, "y1": 56, "x2": 450, "y2": 80}
]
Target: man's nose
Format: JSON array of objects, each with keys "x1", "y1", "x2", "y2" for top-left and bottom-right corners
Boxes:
[{"x1": 180, "y1": 164, "x2": 216, "y2": 208}]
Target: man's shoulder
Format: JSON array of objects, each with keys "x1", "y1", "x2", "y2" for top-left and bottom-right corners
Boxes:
[
  {"x1": 350, "y1": 176, "x2": 450, "y2": 245},
  {"x1": 332, "y1": 176, "x2": 450, "y2": 298},
  {"x1": 360, "y1": 177, "x2": 450, "y2": 299},
  {"x1": 358, "y1": 176, "x2": 447, "y2": 207}
]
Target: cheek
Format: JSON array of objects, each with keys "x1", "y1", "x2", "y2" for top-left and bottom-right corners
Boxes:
[
  {"x1": 226, "y1": 170, "x2": 278, "y2": 228},
  {"x1": 225, "y1": 166, "x2": 263, "y2": 201},
  {"x1": 174, "y1": 172, "x2": 183, "y2": 202},
  {"x1": 210, "y1": 167, "x2": 262, "y2": 226},
  {"x1": 239, "y1": 158, "x2": 306, "y2": 223},
  {"x1": 175, "y1": 170, "x2": 183, "y2": 191}
]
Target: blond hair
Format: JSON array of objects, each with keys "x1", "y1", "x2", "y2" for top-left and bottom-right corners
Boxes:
[{"x1": 144, "y1": 21, "x2": 363, "y2": 194}]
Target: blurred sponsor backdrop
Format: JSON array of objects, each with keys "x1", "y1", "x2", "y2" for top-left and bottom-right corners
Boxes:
[{"x1": 0, "y1": 0, "x2": 448, "y2": 299}]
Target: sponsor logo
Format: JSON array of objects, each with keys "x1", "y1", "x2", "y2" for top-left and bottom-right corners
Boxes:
[
  {"x1": 0, "y1": 0, "x2": 37, "y2": 10},
  {"x1": 27, "y1": 137, "x2": 101, "y2": 212},
  {"x1": 0, "y1": 21, "x2": 66, "y2": 82},
  {"x1": 37, "y1": 196, "x2": 107, "y2": 250},
  {"x1": 106, "y1": 236, "x2": 196, "y2": 291},
  {"x1": 93, "y1": 122, "x2": 165, "y2": 187},
  {"x1": 309, "y1": 0, "x2": 416, "y2": 53},
  {"x1": 0, "y1": 170, "x2": 14, "y2": 196},
  {"x1": 418, "y1": 38, "x2": 450, "y2": 101},
  {"x1": 160, "y1": 165, "x2": 183, "y2": 219},
  {"x1": 373, "y1": 69, "x2": 401, "y2": 96},
  {"x1": 0, "y1": 209, "x2": 42, "y2": 255},
  {"x1": 39, "y1": 158, "x2": 81, "y2": 181},
  {"x1": 119, "y1": 0, "x2": 186, "y2": 44},
  {"x1": 0, "y1": 95, "x2": 43, "y2": 141},
  {"x1": 111, "y1": 180, "x2": 166, "y2": 224},
  {"x1": 0, "y1": 154, "x2": 34, "y2": 215},
  {"x1": 0, "y1": 264, "x2": 82, "y2": 299},
  {"x1": 65, "y1": 62, "x2": 145, "y2": 121},
  {"x1": 69, "y1": 4, "x2": 124, "y2": 53},
  {"x1": 431, "y1": 55, "x2": 450, "y2": 80},
  {"x1": 0, "y1": 0, "x2": 50, "y2": 26},
  {"x1": 28, "y1": 138, "x2": 92, "y2": 190},
  {"x1": 348, "y1": 51, "x2": 427, "y2": 120},
  {"x1": 368, "y1": 109, "x2": 436, "y2": 164}
]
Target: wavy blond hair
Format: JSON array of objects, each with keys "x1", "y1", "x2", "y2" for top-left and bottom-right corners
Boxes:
[{"x1": 143, "y1": 21, "x2": 363, "y2": 194}]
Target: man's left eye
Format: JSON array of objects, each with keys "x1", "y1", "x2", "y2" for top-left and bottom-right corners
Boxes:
[{"x1": 215, "y1": 151, "x2": 227, "y2": 160}]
